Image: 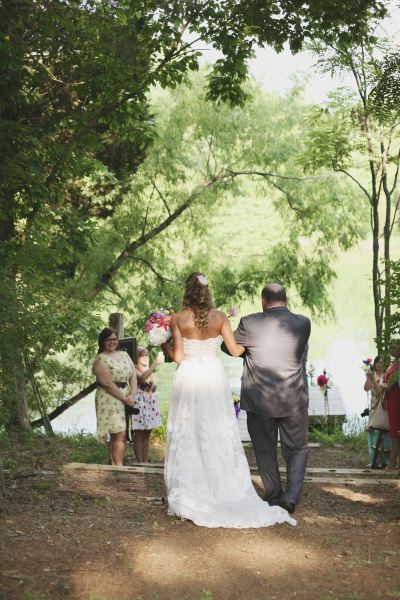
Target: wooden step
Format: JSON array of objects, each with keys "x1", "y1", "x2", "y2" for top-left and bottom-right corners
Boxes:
[{"x1": 63, "y1": 462, "x2": 400, "y2": 484}]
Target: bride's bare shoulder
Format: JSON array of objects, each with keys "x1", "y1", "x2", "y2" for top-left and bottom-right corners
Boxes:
[
  {"x1": 210, "y1": 309, "x2": 227, "y2": 320},
  {"x1": 173, "y1": 308, "x2": 193, "y2": 324}
]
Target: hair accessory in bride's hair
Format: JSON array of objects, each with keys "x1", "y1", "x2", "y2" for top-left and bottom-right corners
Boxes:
[{"x1": 197, "y1": 274, "x2": 208, "y2": 286}]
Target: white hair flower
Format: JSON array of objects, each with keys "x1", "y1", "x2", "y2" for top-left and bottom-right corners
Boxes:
[{"x1": 197, "y1": 274, "x2": 208, "y2": 286}]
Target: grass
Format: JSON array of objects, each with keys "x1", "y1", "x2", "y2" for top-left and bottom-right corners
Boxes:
[{"x1": 0, "y1": 429, "x2": 108, "y2": 473}]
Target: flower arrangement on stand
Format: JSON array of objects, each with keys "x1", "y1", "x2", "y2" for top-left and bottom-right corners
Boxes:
[
  {"x1": 232, "y1": 393, "x2": 241, "y2": 418},
  {"x1": 144, "y1": 308, "x2": 174, "y2": 346},
  {"x1": 317, "y1": 370, "x2": 331, "y2": 427}
]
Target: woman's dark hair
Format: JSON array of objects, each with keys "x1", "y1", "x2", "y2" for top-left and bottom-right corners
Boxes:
[
  {"x1": 98, "y1": 327, "x2": 118, "y2": 354},
  {"x1": 182, "y1": 272, "x2": 214, "y2": 328},
  {"x1": 373, "y1": 355, "x2": 383, "y2": 370}
]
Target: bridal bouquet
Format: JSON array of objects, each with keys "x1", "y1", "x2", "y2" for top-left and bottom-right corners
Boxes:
[
  {"x1": 362, "y1": 358, "x2": 373, "y2": 373},
  {"x1": 144, "y1": 308, "x2": 174, "y2": 346}
]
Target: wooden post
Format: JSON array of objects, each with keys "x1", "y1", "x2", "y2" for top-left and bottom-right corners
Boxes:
[{"x1": 109, "y1": 313, "x2": 124, "y2": 338}]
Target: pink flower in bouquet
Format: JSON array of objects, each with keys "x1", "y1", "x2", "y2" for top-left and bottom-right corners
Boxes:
[
  {"x1": 228, "y1": 306, "x2": 238, "y2": 318},
  {"x1": 144, "y1": 308, "x2": 173, "y2": 346}
]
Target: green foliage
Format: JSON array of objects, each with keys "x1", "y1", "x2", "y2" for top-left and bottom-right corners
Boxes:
[
  {"x1": 303, "y1": 36, "x2": 400, "y2": 351},
  {"x1": 309, "y1": 424, "x2": 367, "y2": 451},
  {"x1": 371, "y1": 50, "x2": 400, "y2": 116},
  {"x1": 1, "y1": 0, "x2": 385, "y2": 428},
  {"x1": 383, "y1": 259, "x2": 400, "y2": 339}
]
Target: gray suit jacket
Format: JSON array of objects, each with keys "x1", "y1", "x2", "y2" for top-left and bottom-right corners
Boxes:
[{"x1": 223, "y1": 306, "x2": 311, "y2": 418}]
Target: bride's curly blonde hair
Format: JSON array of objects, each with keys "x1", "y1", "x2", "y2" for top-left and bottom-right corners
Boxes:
[{"x1": 182, "y1": 272, "x2": 214, "y2": 328}]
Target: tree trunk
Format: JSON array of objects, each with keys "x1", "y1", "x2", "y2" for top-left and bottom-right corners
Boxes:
[
  {"x1": 381, "y1": 133, "x2": 392, "y2": 352},
  {"x1": 0, "y1": 205, "x2": 31, "y2": 431},
  {"x1": 2, "y1": 354, "x2": 31, "y2": 431}
]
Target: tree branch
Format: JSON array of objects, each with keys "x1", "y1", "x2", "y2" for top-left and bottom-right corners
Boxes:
[
  {"x1": 30, "y1": 382, "x2": 97, "y2": 428},
  {"x1": 154, "y1": 183, "x2": 172, "y2": 216},
  {"x1": 267, "y1": 180, "x2": 306, "y2": 223},
  {"x1": 130, "y1": 256, "x2": 178, "y2": 283},
  {"x1": 226, "y1": 169, "x2": 313, "y2": 182},
  {"x1": 335, "y1": 168, "x2": 372, "y2": 203},
  {"x1": 390, "y1": 193, "x2": 400, "y2": 237},
  {"x1": 86, "y1": 172, "x2": 227, "y2": 301}
]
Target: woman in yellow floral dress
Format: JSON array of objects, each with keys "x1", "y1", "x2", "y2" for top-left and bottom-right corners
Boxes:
[{"x1": 92, "y1": 328, "x2": 137, "y2": 466}]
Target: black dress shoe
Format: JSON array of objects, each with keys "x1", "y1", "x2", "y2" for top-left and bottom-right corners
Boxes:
[
  {"x1": 263, "y1": 496, "x2": 281, "y2": 505},
  {"x1": 276, "y1": 499, "x2": 296, "y2": 514},
  {"x1": 266, "y1": 498, "x2": 282, "y2": 506}
]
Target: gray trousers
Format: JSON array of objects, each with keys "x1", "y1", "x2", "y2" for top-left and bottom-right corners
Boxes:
[{"x1": 246, "y1": 409, "x2": 309, "y2": 505}]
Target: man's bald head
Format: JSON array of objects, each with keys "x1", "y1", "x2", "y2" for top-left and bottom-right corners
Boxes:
[{"x1": 261, "y1": 283, "x2": 287, "y2": 308}]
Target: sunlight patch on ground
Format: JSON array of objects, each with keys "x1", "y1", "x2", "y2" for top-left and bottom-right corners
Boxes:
[
  {"x1": 322, "y1": 485, "x2": 386, "y2": 504},
  {"x1": 127, "y1": 532, "x2": 324, "y2": 584}
]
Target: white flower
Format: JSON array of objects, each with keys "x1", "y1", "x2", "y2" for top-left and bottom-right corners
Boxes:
[
  {"x1": 148, "y1": 326, "x2": 172, "y2": 346},
  {"x1": 197, "y1": 274, "x2": 208, "y2": 286}
]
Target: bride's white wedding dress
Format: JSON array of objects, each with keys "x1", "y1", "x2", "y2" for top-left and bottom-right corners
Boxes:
[{"x1": 164, "y1": 337, "x2": 296, "y2": 528}]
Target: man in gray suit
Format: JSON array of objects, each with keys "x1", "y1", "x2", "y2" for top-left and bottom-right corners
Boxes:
[{"x1": 222, "y1": 282, "x2": 311, "y2": 514}]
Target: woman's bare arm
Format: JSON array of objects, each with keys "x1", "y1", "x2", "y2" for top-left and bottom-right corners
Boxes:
[
  {"x1": 220, "y1": 314, "x2": 245, "y2": 357},
  {"x1": 162, "y1": 315, "x2": 184, "y2": 364},
  {"x1": 364, "y1": 371, "x2": 373, "y2": 392},
  {"x1": 135, "y1": 355, "x2": 164, "y2": 383}
]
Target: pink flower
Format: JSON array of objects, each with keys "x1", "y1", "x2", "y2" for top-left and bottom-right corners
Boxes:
[{"x1": 317, "y1": 374, "x2": 329, "y2": 387}]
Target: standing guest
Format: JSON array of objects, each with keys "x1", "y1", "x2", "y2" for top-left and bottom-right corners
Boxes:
[
  {"x1": 131, "y1": 348, "x2": 163, "y2": 463},
  {"x1": 363, "y1": 355, "x2": 390, "y2": 468},
  {"x1": 92, "y1": 328, "x2": 137, "y2": 466},
  {"x1": 381, "y1": 339, "x2": 400, "y2": 470}
]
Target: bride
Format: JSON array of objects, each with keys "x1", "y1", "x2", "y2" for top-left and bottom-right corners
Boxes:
[{"x1": 161, "y1": 272, "x2": 296, "y2": 528}]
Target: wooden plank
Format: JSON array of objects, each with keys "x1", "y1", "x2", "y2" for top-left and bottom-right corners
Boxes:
[
  {"x1": 251, "y1": 476, "x2": 400, "y2": 486},
  {"x1": 63, "y1": 463, "x2": 162, "y2": 474},
  {"x1": 63, "y1": 462, "x2": 399, "y2": 479}
]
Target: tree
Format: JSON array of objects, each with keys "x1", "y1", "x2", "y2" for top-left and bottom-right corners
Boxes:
[
  {"x1": 0, "y1": 0, "x2": 386, "y2": 429},
  {"x1": 303, "y1": 38, "x2": 400, "y2": 352}
]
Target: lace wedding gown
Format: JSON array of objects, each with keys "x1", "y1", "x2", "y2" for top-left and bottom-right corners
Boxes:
[{"x1": 164, "y1": 337, "x2": 296, "y2": 528}]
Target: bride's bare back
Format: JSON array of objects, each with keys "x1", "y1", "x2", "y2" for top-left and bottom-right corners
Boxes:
[
  {"x1": 174, "y1": 308, "x2": 225, "y2": 340},
  {"x1": 165, "y1": 308, "x2": 244, "y2": 363}
]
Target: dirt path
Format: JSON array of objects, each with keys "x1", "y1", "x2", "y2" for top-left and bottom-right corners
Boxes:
[{"x1": 1, "y1": 445, "x2": 399, "y2": 600}]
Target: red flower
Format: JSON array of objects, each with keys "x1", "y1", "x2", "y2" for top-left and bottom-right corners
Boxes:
[{"x1": 317, "y1": 374, "x2": 329, "y2": 387}]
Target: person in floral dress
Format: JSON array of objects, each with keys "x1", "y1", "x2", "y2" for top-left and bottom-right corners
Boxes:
[
  {"x1": 92, "y1": 328, "x2": 137, "y2": 466},
  {"x1": 131, "y1": 348, "x2": 163, "y2": 463}
]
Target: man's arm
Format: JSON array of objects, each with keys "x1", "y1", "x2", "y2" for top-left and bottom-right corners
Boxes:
[{"x1": 301, "y1": 342, "x2": 309, "y2": 390}]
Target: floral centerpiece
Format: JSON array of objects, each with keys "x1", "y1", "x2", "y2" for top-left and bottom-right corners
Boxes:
[
  {"x1": 316, "y1": 371, "x2": 329, "y2": 392},
  {"x1": 144, "y1": 308, "x2": 174, "y2": 346},
  {"x1": 316, "y1": 369, "x2": 331, "y2": 425}
]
